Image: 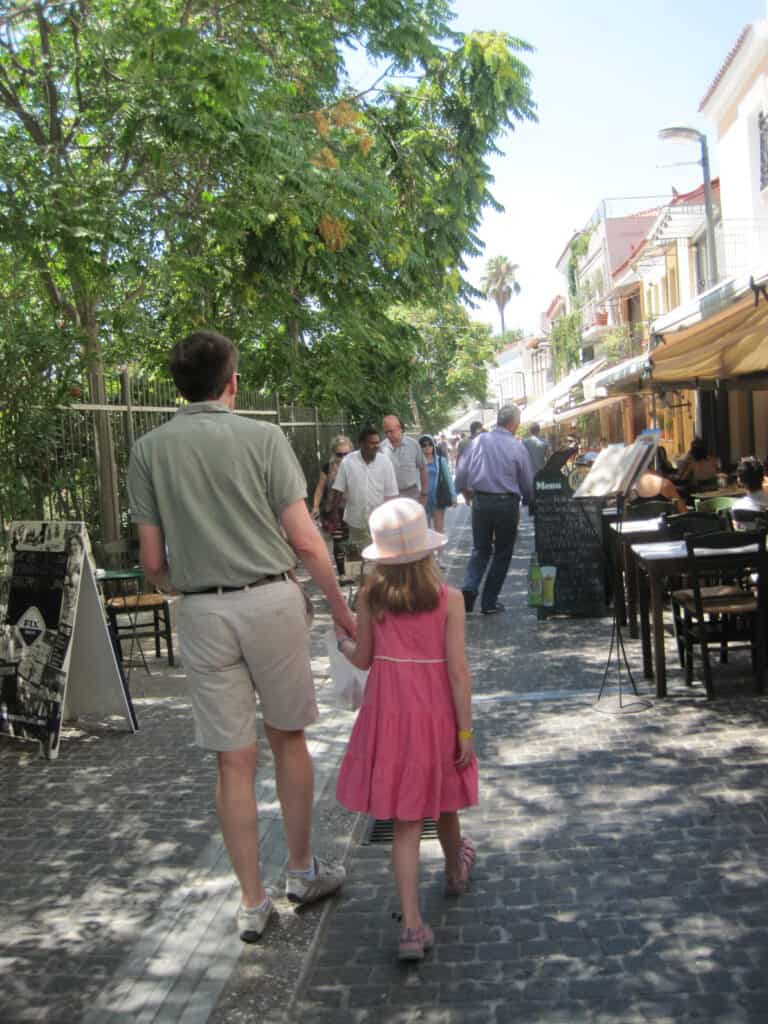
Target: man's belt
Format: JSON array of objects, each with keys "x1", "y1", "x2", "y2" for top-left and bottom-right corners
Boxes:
[
  {"x1": 474, "y1": 491, "x2": 520, "y2": 497},
  {"x1": 184, "y1": 573, "x2": 288, "y2": 595}
]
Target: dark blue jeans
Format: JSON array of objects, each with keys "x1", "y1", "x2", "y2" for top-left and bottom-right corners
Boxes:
[{"x1": 462, "y1": 493, "x2": 520, "y2": 612}]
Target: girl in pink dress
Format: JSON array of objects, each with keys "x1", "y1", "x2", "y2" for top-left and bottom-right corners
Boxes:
[{"x1": 335, "y1": 498, "x2": 479, "y2": 961}]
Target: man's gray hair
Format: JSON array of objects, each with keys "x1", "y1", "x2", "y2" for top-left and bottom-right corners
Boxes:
[{"x1": 497, "y1": 404, "x2": 521, "y2": 429}]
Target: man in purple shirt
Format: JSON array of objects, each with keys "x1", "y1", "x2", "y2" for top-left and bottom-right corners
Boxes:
[{"x1": 454, "y1": 404, "x2": 534, "y2": 615}]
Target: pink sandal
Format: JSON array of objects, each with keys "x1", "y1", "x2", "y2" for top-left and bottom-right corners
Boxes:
[
  {"x1": 398, "y1": 923, "x2": 435, "y2": 961},
  {"x1": 444, "y1": 836, "x2": 476, "y2": 897}
]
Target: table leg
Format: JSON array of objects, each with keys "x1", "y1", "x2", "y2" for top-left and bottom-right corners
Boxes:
[
  {"x1": 638, "y1": 567, "x2": 653, "y2": 680},
  {"x1": 649, "y1": 576, "x2": 667, "y2": 697}
]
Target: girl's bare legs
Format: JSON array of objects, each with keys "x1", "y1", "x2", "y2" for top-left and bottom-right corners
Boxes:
[
  {"x1": 436, "y1": 811, "x2": 463, "y2": 881},
  {"x1": 432, "y1": 507, "x2": 445, "y2": 535},
  {"x1": 392, "y1": 819, "x2": 424, "y2": 929}
]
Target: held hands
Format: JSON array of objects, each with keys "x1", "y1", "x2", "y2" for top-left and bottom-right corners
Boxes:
[{"x1": 334, "y1": 610, "x2": 357, "y2": 641}]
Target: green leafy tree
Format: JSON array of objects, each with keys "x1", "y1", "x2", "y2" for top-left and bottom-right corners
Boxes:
[
  {"x1": 390, "y1": 303, "x2": 502, "y2": 431},
  {"x1": 550, "y1": 311, "x2": 582, "y2": 379},
  {"x1": 0, "y1": 3, "x2": 535, "y2": 536},
  {"x1": 481, "y1": 255, "x2": 521, "y2": 335}
]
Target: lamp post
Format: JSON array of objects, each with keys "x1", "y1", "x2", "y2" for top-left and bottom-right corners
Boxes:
[{"x1": 658, "y1": 125, "x2": 718, "y2": 288}]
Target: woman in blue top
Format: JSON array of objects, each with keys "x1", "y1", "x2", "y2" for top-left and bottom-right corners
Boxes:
[{"x1": 419, "y1": 434, "x2": 456, "y2": 541}]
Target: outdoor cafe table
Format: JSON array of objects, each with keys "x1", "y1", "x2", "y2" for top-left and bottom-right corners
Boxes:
[
  {"x1": 609, "y1": 518, "x2": 666, "y2": 639},
  {"x1": 630, "y1": 539, "x2": 762, "y2": 697}
]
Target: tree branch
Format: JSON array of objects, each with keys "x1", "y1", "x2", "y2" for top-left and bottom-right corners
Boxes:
[
  {"x1": 36, "y1": 2, "x2": 61, "y2": 145},
  {"x1": 0, "y1": 71, "x2": 48, "y2": 146}
]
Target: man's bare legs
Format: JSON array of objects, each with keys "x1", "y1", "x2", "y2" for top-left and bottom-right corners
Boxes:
[
  {"x1": 217, "y1": 744, "x2": 265, "y2": 908},
  {"x1": 265, "y1": 724, "x2": 314, "y2": 872}
]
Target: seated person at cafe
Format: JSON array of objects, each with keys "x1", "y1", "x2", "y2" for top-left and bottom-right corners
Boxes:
[
  {"x1": 732, "y1": 456, "x2": 768, "y2": 512},
  {"x1": 628, "y1": 469, "x2": 686, "y2": 513},
  {"x1": 674, "y1": 437, "x2": 720, "y2": 490},
  {"x1": 656, "y1": 445, "x2": 677, "y2": 477}
]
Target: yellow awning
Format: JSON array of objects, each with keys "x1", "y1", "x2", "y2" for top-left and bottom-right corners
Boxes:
[
  {"x1": 554, "y1": 394, "x2": 628, "y2": 423},
  {"x1": 652, "y1": 293, "x2": 768, "y2": 383}
]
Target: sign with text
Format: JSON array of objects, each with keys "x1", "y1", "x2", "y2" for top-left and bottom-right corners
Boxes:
[
  {"x1": 534, "y1": 471, "x2": 607, "y2": 618},
  {"x1": 0, "y1": 522, "x2": 137, "y2": 759}
]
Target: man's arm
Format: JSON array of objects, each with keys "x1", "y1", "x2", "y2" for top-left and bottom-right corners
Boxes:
[
  {"x1": 280, "y1": 499, "x2": 356, "y2": 636},
  {"x1": 419, "y1": 463, "x2": 429, "y2": 506},
  {"x1": 137, "y1": 524, "x2": 175, "y2": 593}
]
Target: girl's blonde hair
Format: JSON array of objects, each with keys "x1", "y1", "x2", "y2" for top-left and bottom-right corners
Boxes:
[{"x1": 365, "y1": 555, "x2": 442, "y2": 619}]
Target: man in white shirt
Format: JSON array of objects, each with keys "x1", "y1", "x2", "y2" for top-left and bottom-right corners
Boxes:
[
  {"x1": 733, "y1": 456, "x2": 768, "y2": 512},
  {"x1": 331, "y1": 425, "x2": 398, "y2": 547},
  {"x1": 380, "y1": 414, "x2": 428, "y2": 503}
]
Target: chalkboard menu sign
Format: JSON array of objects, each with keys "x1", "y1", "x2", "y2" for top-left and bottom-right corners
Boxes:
[
  {"x1": 534, "y1": 472, "x2": 607, "y2": 617},
  {"x1": 0, "y1": 521, "x2": 136, "y2": 759}
]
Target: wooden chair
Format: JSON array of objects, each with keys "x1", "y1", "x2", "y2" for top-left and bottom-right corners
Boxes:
[
  {"x1": 100, "y1": 541, "x2": 175, "y2": 667},
  {"x1": 664, "y1": 512, "x2": 738, "y2": 667},
  {"x1": 730, "y1": 507, "x2": 768, "y2": 532},
  {"x1": 695, "y1": 495, "x2": 736, "y2": 514},
  {"x1": 625, "y1": 498, "x2": 676, "y2": 520},
  {"x1": 670, "y1": 530, "x2": 766, "y2": 698},
  {"x1": 662, "y1": 511, "x2": 726, "y2": 539}
]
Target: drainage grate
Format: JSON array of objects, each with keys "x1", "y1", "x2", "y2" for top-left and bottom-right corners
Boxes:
[{"x1": 362, "y1": 817, "x2": 439, "y2": 845}]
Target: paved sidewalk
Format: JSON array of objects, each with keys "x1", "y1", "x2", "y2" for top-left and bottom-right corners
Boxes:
[
  {"x1": 0, "y1": 576, "x2": 357, "y2": 1023},
  {"x1": 2, "y1": 506, "x2": 768, "y2": 1023},
  {"x1": 291, "y1": 508, "x2": 768, "y2": 1024}
]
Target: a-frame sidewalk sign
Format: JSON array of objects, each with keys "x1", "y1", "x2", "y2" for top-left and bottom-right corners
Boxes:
[{"x1": 0, "y1": 521, "x2": 138, "y2": 759}]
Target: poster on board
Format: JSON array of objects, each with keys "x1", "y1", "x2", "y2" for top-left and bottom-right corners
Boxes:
[{"x1": 0, "y1": 521, "x2": 137, "y2": 759}]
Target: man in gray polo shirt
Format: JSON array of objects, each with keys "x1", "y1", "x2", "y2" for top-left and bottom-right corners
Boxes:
[
  {"x1": 380, "y1": 413, "x2": 428, "y2": 503},
  {"x1": 127, "y1": 330, "x2": 355, "y2": 944}
]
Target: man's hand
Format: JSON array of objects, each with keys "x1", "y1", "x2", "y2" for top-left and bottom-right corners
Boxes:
[{"x1": 334, "y1": 606, "x2": 357, "y2": 638}]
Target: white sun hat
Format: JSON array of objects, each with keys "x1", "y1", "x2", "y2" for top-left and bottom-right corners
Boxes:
[{"x1": 362, "y1": 498, "x2": 447, "y2": 565}]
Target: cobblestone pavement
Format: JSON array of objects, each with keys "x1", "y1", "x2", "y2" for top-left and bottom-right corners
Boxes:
[
  {"x1": 2, "y1": 506, "x2": 768, "y2": 1023},
  {"x1": 293, "y1": 507, "x2": 768, "y2": 1024}
]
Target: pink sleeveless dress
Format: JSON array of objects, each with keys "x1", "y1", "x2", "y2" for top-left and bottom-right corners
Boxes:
[{"x1": 336, "y1": 585, "x2": 479, "y2": 821}]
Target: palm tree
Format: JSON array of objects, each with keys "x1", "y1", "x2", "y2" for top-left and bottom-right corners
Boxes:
[{"x1": 481, "y1": 256, "x2": 521, "y2": 335}]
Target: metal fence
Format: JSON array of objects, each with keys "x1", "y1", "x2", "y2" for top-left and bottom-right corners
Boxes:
[{"x1": 0, "y1": 373, "x2": 348, "y2": 543}]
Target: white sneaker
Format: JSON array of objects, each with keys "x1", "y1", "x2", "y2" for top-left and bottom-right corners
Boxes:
[
  {"x1": 237, "y1": 896, "x2": 275, "y2": 943},
  {"x1": 285, "y1": 856, "x2": 345, "y2": 905}
]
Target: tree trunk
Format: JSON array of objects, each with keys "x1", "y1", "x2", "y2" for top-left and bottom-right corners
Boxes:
[
  {"x1": 408, "y1": 382, "x2": 421, "y2": 432},
  {"x1": 83, "y1": 319, "x2": 122, "y2": 543}
]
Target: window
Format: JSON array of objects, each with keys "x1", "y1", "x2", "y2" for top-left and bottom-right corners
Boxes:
[{"x1": 759, "y1": 111, "x2": 768, "y2": 191}]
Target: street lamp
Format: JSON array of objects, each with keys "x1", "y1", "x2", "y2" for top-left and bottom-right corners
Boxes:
[{"x1": 658, "y1": 125, "x2": 718, "y2": 288}]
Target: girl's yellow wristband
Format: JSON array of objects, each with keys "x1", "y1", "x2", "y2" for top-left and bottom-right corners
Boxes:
[{"x1": 457, "y1": 729, "x2": 473, "y2": 740}]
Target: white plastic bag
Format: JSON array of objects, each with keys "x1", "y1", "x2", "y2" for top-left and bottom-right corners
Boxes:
[{"x1": 325, "y1": 628, "x2": 368, "y2": 710}]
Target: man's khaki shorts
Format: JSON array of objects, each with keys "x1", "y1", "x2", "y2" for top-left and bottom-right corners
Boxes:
[{"x1": 176, "y1": 579, "x2": 318, "y2": 751}]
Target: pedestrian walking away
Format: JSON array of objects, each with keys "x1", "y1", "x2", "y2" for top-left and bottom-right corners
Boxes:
[
  {"x1": 126, "y1": 329, "x2": 355, "y2": 944},
  {"x1": 380, "y1": 413, "x2": 429, "y2": 504},
  {"x1": 455, "y1": 419, "x2": 485, "y2": 473},
  {"x1": 521, "y1": 421, "x2": 549, "y2": 517},
  {"x1": 454, "y1": 403, "x2": 534, "y2": 615},
  {"x1": 334, "y1": 498, "x2": 478, "y2": 962}
]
